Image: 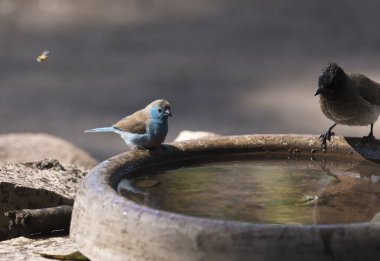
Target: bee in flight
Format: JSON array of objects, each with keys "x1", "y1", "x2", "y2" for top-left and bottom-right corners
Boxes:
[{"x1": 36, "y1": 50, "x2": 50, "y2": 63}]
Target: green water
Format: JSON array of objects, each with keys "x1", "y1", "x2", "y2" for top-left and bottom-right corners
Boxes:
[{"x1": 118, "y1": 160, "x2": 380, "y2": 224}]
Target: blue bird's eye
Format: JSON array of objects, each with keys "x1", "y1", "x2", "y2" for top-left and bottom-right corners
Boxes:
[{"x1": 158, "y1": 109, "x2": 162, "y2": 113}]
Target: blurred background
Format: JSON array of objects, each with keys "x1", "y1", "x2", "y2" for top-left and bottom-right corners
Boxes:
[{"x1": 1, "y1": 0, "x2": 380, "y2": 160}]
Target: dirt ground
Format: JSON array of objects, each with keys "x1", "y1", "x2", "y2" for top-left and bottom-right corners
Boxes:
[{"x1": 1, "y1": 1, "x2": 380, "y2": 160}]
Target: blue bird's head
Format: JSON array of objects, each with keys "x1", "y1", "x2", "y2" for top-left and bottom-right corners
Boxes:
[{"x1": 149, "y1": 99, "x2": 172, "y2": 120}]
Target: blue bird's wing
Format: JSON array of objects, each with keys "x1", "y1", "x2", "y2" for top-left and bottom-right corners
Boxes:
[{"x1": 113, "y1": 110, "x2": 148, "y2": 134}]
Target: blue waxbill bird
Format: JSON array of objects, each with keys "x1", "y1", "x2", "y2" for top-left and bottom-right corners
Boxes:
[
  {"x1": 315, "y1": 62, "x2": 380, "y2": 148},
  {"x1": 85, "y1": 99, "x2": 172, "y2": 149}
]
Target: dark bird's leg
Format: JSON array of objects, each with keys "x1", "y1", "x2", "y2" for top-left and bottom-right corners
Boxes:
[
  {"x1": 361, "y1": 123, "x2": 375, "y2": 143},
  {"x1": 319, "y1": 123, "x2": 337, "y2": 148}
]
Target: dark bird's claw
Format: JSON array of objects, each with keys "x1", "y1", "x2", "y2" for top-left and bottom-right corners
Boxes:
[
  {"x1": 361, "y1": 134, "x2": 375, "y2": 143},
  {"x1": 319, "y1": 130, "x2": 335, "y2": 148},
  {"x1": 361, "y1": 123, "x2": 376, "y2": 143}
]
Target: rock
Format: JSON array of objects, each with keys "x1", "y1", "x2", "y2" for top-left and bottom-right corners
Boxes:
[
  {"x1": 0, "y1": 133, "x2": 97, "y2": 169},
  {"x1": 0, "y1": 236, "x2": 77, "y2": 261},
  {"x1": 371, "y1": 211, "x2": 380, "y2": 222},
  {"x1": 0, "y1": 159, "x2": 87, "y2": 240},
  {"x1": 174, "y1": 130, "x2": 221, "y2": 142}
]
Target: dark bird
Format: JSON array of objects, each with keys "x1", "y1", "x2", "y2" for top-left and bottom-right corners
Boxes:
[{"x1": 315, "y1": 62, "x2": 380, "y2": 148}]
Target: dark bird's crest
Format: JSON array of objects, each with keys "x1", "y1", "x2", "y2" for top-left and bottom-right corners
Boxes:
[
  {"x1": 319, "y1": 62, "x2": 344, "y2": 88},
  {"x1": 316, "y1": 62, "x2": 345, "y2": 96}
]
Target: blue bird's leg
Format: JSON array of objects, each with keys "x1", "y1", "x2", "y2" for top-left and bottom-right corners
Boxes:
[{"x1": 319, "y1": 123, "x2": 337, "y2": 149}]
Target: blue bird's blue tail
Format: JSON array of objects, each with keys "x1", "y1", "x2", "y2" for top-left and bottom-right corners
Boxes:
[{"x1": 84, "y1": 127, "x2": 115, "y2": 133}]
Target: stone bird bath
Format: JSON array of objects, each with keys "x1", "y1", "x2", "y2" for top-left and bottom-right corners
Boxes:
[{"x1": 70, "y1": 135, "x2": 380, "y2": 261}]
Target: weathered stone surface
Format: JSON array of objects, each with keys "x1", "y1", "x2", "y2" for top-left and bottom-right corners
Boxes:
[
  {"x1": 0, "y1": 133, "x2": 97, "y2": 169},
  {"x1": 174, "y1": 130, "x2": 221, "y2": 142},
  {"x1": 0, "y1": 159, "x2": 87, "y2": 240},
  {"x1": 0, "y1": 236, "x2": 77, "y2": 261}
]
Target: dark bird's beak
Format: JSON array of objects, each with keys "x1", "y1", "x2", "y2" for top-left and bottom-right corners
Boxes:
[
  {"x1": 165, "y1": 108, "x2": 172, "y2": 117},
  {"x1": 315, "y1": 88, "x2": 325, "y2": 96}
]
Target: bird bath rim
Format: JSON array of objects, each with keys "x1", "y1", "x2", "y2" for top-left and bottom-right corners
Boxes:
[{"x1": 70, "y1": 134, "x2": 380, "y2": 261}]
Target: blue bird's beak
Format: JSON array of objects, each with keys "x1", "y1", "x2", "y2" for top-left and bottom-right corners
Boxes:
[{"x1": 165, "y1": 108, "x2": 172, "y2": 117}]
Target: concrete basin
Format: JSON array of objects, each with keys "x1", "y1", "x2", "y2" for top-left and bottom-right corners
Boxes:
[{"x1": 70, "y1": 135, "x2": 380, "y2": 261}]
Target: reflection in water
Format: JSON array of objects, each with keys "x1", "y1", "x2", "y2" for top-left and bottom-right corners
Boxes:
[
  {"x1": 315, "y1": 160, "x2": 380, "y2": 224},
  {"x1": 117, "y1": 159, "x2": 380, "y2": 224}
]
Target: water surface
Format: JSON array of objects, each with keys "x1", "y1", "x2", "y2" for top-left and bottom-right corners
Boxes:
[{"x1": 118, "y1": 159, "x2": 380, "y2": 224}]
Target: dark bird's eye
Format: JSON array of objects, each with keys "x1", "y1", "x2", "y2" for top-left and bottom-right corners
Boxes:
[{"x1": 158, "y1": 109, "x2": 162, "y2": 113}]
